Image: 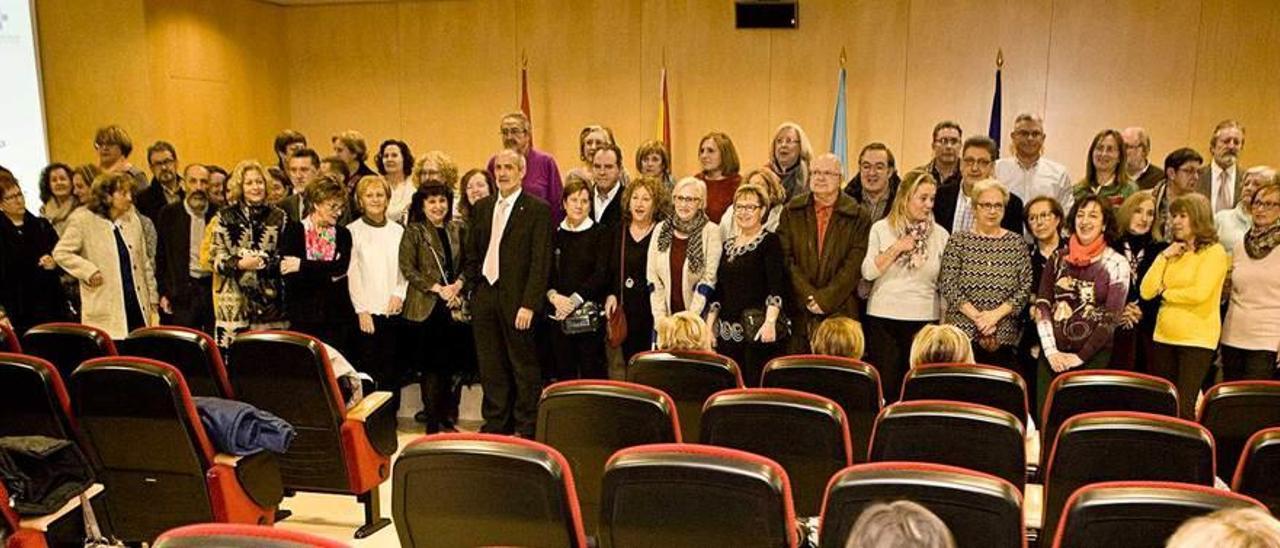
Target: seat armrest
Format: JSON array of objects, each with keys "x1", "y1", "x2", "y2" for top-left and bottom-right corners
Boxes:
[
  {"x1": 346, "y1": 391, "x2": 392, "y2": 422},
  {"x1": 19, "y1": 483, "x2": 103, "y2": 532},
  {"x1": 214, "y1": 453, "x2": 243, "y2": 467}
]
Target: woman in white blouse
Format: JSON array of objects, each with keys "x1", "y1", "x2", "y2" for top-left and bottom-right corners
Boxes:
[
  {"x1": 860, "y1": 170, "x2": 950, "y2": 401},
  {"x1": 648, "y1": 176, "x2": 722, "y2": 322},
  {"x1": 347, "y1": 175, "x2": 408, "y2": 407},
  {"x1": 375, "y1": 139, "x2": 416, "y2": 224}
]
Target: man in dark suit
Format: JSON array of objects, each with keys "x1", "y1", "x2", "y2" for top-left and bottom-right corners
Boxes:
[
  {"x1": 155, "y1": 163, "x2": 215, "y2": 333},
  {"x1": 589, "y1": 144, "x2": 624, "y2": 231},
  {"x1": 1197, "y1": 119, "x2": 1246, "y2": 213},
  {"x1": 464, "y1": 148, "x2": 552, "y2": 437},
  {"x1": 137, "y1": 140, "x2": 183, "y2": 221},
  {"x1": 280, "y1": 148, "x2": 321, "y2": 222},
  {"x1": 1122, "y1": 127, "x2": 1166, "y2": 190},
  {"x1": 934, "y1": 135, "x2": 1024, "y2": 234}
]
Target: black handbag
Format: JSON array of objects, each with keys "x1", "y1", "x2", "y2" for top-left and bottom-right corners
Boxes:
[
  {"x1": 741, "y1": 308, "x2": 792, "y2": 342},
  {"x1": 561, "y1": 301, "x2": 603, "y2": 335},
  {"x1": 0, "y1": 435, "x2": 94, "y2": 516}
]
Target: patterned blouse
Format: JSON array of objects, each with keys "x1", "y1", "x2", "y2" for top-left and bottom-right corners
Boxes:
[{"x1": 939, "y1": 230, "x2": 1034, "y2": 346}]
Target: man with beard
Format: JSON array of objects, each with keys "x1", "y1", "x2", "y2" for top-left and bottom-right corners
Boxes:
[
  {"x1": 137, "y1": 141, "x2": 183, "y2": 220},
  {"x1": 487, "y1": 111, "x2": 564, "y2": 222},
  {"x1": 155, "y1": 163, "x2": 216, "y2": 332},
  {"x1": 1198, "y1": 119, "x2": 1246, "y2": 213}
]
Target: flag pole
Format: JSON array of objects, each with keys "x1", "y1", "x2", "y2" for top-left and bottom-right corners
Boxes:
[{"x1": 830, "y1": 47, "x2": 849, "y2": 179}]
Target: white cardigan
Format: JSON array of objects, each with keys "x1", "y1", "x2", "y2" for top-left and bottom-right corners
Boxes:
[
  {"x1": 53, "y1": 208, "x2": 158, "y2": 338},
  {"x1": 647, "y1": 221, "x2": 722, "y2": 320}
]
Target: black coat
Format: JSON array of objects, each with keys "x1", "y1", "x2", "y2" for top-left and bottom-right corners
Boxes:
[
  {"x1": 933, "y1": 181, "x2": 1026, "y2": 234},
  {"x1": 280, "y1": 221, "x2": 354, "y2": 324},
  {"x1": 0, "y1": 213, "x2": 66, "y2": 330},
  {"x1": 155, "y1": 201, "x2": 214, "y2": 301},
  {"x1": 463, "y1": 191, "x2": 552, "y2": 315}
]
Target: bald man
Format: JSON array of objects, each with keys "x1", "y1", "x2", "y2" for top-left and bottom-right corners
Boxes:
[{"x1": 1122, "y1": 127, "x2": 1165, "y2": 190}]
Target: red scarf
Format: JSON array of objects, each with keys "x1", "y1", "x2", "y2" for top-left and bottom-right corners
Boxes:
[{"x1": 1065, "y1": 234, "x2": 1106, "y2": 266}]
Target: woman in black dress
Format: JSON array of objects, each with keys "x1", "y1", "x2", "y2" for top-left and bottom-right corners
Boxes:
[
  {"x1": 707, "y1": 183, "x2": 787, "y2": 386},
  {"x1": 605, "y1": 176, "x2": 669, "y2": 373},
  {"x1": 547, "y1": 178, "x2": 610, "y2": 380},
  {"x1": 1110, "y1": 190, "x2": 1167, "y2": 372}
]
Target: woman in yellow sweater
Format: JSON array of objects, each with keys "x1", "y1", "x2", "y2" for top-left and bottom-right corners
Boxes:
[{"x1": 1140, "y1": 193, "x2": 1229, "y2": 418}]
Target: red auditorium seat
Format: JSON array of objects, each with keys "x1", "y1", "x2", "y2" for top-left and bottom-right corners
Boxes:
[
  {"x1": 21, "y1": 323, "x2": 116, "y2": 380},
  {"x1": 819, "y1": 461, "x2": 1026, "y2": 548},
  {"x1": 600, "y1": 443, "x2": 799, "y2": 548},
  {"x1": 869, "y1": 400, "x2": 1027, "y2": 492},
  {"x1": 1039, "y1": 369, "x2": 1178, "y2": 468},
  {"x1": 1051, "y1": 481, "x2": 1265, "y2": 548},
  {"x1": 1040, "y1": 411, "x2": 1215, "y2": 544},
  {"x1": 0, "y1": 322, "x2": 20, "y2": 352},
  {"x1": 700, "y1": 387, "x2": 852, "y2": 517},
  {"x1": 2, "y1": 482, "x2": 48, "y2": 548},
  {"x1": 118, "y1": 326, "x2": 232, "y2": 398},
  {"x1": 626, "y1": 350, "x2": 744, "y2": 443},
  {"x1": 1198, "y1": 380, "x2": 1280, "y2": 482},
  {"x1": 154, "y1": 523, "x2": 349, "y2": 547},
  {"x1": 70, "y1": 356, "x2": 282, "y2": 542},
  {"x1": 1232, "y1": 426, "x2": 1280, "y2": 515},
  {"x1": 226, "y1": 331, "x2": 394, "y2": 538},
  {"x1": 391, "y1": 433, "x2": 588, "y2": 548},
  {"x1": 760, "y1": 354, "x2": 882, "y2": 462},
  {"x1": 536, "y1": 380, "x2": 681, "y2": 531},
  {"x1": 901, "y1": 362, "x2": 1029, "y2": 425}
]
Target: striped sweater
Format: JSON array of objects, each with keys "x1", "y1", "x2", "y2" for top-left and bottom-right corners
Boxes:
[{"x1": 939, "y1": 230, "x2": 1034, "y2": 346}]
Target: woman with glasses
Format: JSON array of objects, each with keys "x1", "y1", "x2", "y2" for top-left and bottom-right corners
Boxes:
[
  {"x1": 280, "y1": 175, "x2": 356, "y2": 355},
  {"x1": 939, "y1": 178, "x2": 1033, "y2": 370},
  {"x1": 649, "y1": 176, "x2": 722, "y2": 323},
  {"x1": 2, "y1": 176, "x2": 69, "y2": 336},
  {"x1": 1216, "y1": 166, "x2": 1274, "y2": 256},
  {"x1": 1110, "y1": 191, "x2": 1168, "y2": 371},
  {"x1": 1018, "y1": 196, "x2": 1066, "y2": 394},
  {"x1": 861, "y1": 170, "x2": 949, "y2": 401},
  {"x1": 718, "y1": 168, "x2": 786, "y2": 241},
  {"x1": 1221, "y1": 178, "x2": 1280, "y2": 380},
  {"x1": 1141, "y1": 193, "x2": 1230, "y2": 418},
  {"x1": 707, "y1": 183, "x2": 787, "y2": 385},
  {"x1": 207, "y1": 161, "x2": 289, "y2": 348},
  {"x1": 769, "y1": 122, "x2": 811, "y2": 200}
]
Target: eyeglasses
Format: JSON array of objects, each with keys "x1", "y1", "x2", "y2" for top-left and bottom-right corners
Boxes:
[
  {"x1": 673, "y1": 195, "x2": 701, "y2": 204},
  {"x1": 975, "y1": 202, "x2": 1004, "y2": 211},
  {"x1": 1253, "y1": 200, "x2": 1280, "y2": 211},
  {"x1": 1012, "y1": 130, "x2": 1045, "y2": 139},
  {"x1": 774, "y1": 138, "x2": 800, "y2": 146},
  {"x1": 934, "y1": 137, "x2": 961, "y2": 146},
  {"x1": 1, "y1": 192, "x2": 22, "y2": 202},
  {"x1": 735, "y1": 203, "x2": 762, "y2": 213},
  {"x1": 318, "y1": 201, "x2": 345, "y2": 213},
  {"x1": 1177, "y1": 166, "x2": 1200, "y2": 176},
  {"x1": 1028, "y1": 212, "x2": 1058, "y2": 223},
  {"x1": 811, "y1": 170, "x2": 842, "y2": 178},
  {"x1": 499, "y1": 128, "x2": 527, "y2": 136},
  {"x1": 961, "y1": 158, "x2": 993, "y2": 168}
]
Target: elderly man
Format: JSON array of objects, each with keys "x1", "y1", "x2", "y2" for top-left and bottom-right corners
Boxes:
[
  {"x1": 915, "y1": 121, "x2": 964, "y2": 189},
  {"x1": 155, "y1": 163, "x2": 214, "y2": 332},
  {"x1": 1122, "y1": 127, "x2": 1165, "y2": 190},
  {"x1": 1199, "y1": 119, "x2": 1246, "y2": 213},
  {"x1": 464, "y1": 148, "x2": 552, "y2": 437},
  {"x1": 994, "y1": 113, "x2": 1073, "y2": 211},
  {"x1": 935, "y1": 136, "x2": 1025, "y2": 235},
  {"x1": 777, "y1": 153, "x2": 871, "y2": 353},
  {"x1": 487, "y1": 112, "x2": 564, "y2": 222}
]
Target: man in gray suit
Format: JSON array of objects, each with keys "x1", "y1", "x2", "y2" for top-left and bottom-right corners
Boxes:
[{"x1": 1198, "y1": 119, "x2": 1246, "y2": 213}]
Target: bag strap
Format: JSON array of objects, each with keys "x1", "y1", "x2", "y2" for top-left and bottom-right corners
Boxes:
[{"x1": 617, "y1": 225, "x2": 627, "y2": 309}]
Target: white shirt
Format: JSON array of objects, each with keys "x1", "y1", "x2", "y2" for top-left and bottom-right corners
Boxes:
[
  {"x1": 995, "y1": 156, "x2": 1074, "y2": 211},
  {"x1": 482, "y1": 188, "x2": 522, "y2": 284},
  {"x1": 951, "y1": 192, "x2": 975, "y2": 235},
  {"x1": 346, "y1": 218, "x2": 408, "y2": 315},
  {"x1": 593, "y1": 182, "x2": 621, "y2": 223},
  {"x1": 1211, "y1": 162, "x2": 1237, "y2": 212},
  {"x1": 387, "y1": 179, "x2": 416, "y2": 225},
  {"x1": 1215, "y1": 207, "x2": 1251, "y2": 257},
  {"x1": 184, "y1": 201, "x2": 210, "y2": 278}
]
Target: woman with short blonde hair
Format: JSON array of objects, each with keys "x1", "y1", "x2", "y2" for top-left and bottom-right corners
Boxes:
[
  {"x1": 845, "y1": 500, "x2": 956, "y2": 548},
  {"x1": 1167, "y1": 507, "x2": 1280, "y2": 548},
  {"x1": 909, "y1": 324, "x2": 975, "y2": 367},
  {"x1": 810, "y1": 316, "x2": 865, "y2": 361},
  {"x1": 656, "y1": 310, "x2": 711, "y2": 352}
]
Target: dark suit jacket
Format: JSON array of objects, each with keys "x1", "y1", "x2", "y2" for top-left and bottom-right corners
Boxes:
[
  {"x1": 934, "y1": 182, "x2": 1025, "y2": 234},
  {"x1": 1133, "y1": 163, "x2": 1166, "y2": 191},
  {"x1": 1198, "y1": 163, "x2": 1245, "y2": 208},
  {"x1": 591, "y1": 187, "x2": 623, "y2": 232},
  {"x1": 154, "y1": 201, "x2": 214, "y2": 300},
  {"x1": 463, "y1": 191, "x2": 552, "y2": 315},
  {"x1": 279, "y1": 221, "x2": 355, "y2": 323},
  {"x1": 776, "y1": 192, "x2": 871, "y2": 319},
  {"x1": 136, "y1": 179, "x2": 182, "y2": 222}
]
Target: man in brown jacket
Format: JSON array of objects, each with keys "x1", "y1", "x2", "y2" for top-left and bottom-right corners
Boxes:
[{"x1": 777, "y1": 153, "x2": 872, "y2": 353}]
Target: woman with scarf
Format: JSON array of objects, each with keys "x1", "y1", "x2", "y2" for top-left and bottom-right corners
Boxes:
[
  {"x1": 38, "y1": 163, "x2": 78, "y2": 235},
  {"x1": 1221, "y1": 178, "x2": 1280, "y2": 380},
  {"x1": 769, "y1": 122, "x2": 811, "y2": 201},
  {"x1": 861, "y1": 170, "x2": 950, "y2": 401},
  {"x1": 207, "y1": 160, "x2": 289, "y2": 348},
  {"x1": 1110, "y1": 191, "x2": 1168, "y2": 372},
  {"x1": 707, "y1": 183, "x2": 787, "y2": 386},
  {"x1": 1032, "y1": 194, "x2": 1130, "y2": 408},
  {"x1": 280, "y1": 175, "x2": 356, "y2": 357},
  {"x1": 648, "y1": 176, "x2": 722, "y2": 324}
]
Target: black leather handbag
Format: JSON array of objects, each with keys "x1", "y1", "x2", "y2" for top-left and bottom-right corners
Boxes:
[
  {"x1": 741, "y1": 308, "x2": 792, "y2": 341},
  {"x1": 561, "y1": 301, "x2": 603, "y2": 335}
]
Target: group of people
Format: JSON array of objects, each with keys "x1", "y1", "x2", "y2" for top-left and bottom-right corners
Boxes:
[{"x1": 0, "y1": 111, "x2": 1275, "y2": 438}]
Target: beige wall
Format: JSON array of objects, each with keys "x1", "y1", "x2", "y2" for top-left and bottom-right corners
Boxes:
[{"x1": 40, "y1": 0, "x2": 1279, "y2": 183}]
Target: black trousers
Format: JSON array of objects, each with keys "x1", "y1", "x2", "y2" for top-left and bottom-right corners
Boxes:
[
  {"x1": 551, "y1": 325, "x2": 606, "y2": 381},
  {"x1": 1221, "y1": 345, "x2": 1278, "y2": 382},
  {"x1": 472, "y1": 282, "x2": 543, "y2": 436},
  {"x1": 1150, "y1": 342, "x2": 1216, "y2": 419},
  {"x1": 417, "y1": 303, "x2": 465, "y2": 431},
  {"x1": 864, "y1": 316, "x2": 931, "y2": 403},
  {"x1": 974, "y1": 344, "x2": 1019, "y2": 371},
  {"x1": 166, "y1": 277, "x2": 214, "y2": 335},
  {"x1": 716, "y1": 332, "x2": 784, "y2": 388},
  {"x1": 358, "y1": 314, "x2": 404, "y2": 411}
]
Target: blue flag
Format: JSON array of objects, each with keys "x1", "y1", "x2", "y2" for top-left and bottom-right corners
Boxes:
[
  {"x1": 988, "y1": 66, "x2": 1002, "y2": 153},
  {"x1": 830, "y1": 65, "x2": 848, "y2": 179}
]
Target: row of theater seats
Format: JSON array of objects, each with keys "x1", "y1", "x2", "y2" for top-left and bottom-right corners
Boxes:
[{"x1": 0, "y1": 322, "x2": 398, "y2": 545}]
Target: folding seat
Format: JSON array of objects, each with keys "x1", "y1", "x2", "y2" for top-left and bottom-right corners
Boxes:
[
  {"x1": 869, "y1": 400, "x2": 1026, "y2": 492},
  {"x1": 1040, "y1": 411, "x2": 1215, "y2": 544},
  {"x1": 761, "y1": 355, "x2": 882, "y2": 461},
  {"x1": 1052, "y1": 481, "x2": 1265, "y2": 548},
  {"x1": 900, "y1": 363, "x2": 1029, "y2": 425},
  {"x1": 0, "y1": 353, "x2": 79, "y2": 441},
  {"x1": 699, "y1": 388, "x2": 851, "y2": 517},
  {"x1": 1232, "y1": 426, "x2": 1280, "y2": 515},
  {"x1": 225, "y1": 331, "x2": 395, "y2": 538},
  {"x1": 0, "y1": 321, "x2": 20, "y2": 352},
  {"x1": 2, "y1": 481, "x2": 48, "y2": 548},
  {"x1": 391, "y1": 433, "x2": 588, "y2": 548},
  {"x1": 626, "y1": 350, "x2": 743, "y2": 443},
  {"x1": 819, "y1": 462, "x2": 1025, "y2": 548},
  {"x1": 1040, "y1": 369, "x2": 1178, "y2": 466},
  {"x1": 599, "y1": 443, "x2": 799, "y2": 548},
  {"x1": 69, "y1": 357, "x2": 281, "y2": 542},
  {"x1": 536, "y1": 380, "x2": 681, "y2": 532},
  {"x1": 1198, "y1": 380, "x2": 1280, "y2": 482},
  {"x1": 21, "y1": 323, "x2": 116, "y2": 380},
  {"x1": 117, "y1": 326, "x2": 232, "y2": 398},
  {"x1": 154, "y1": 523, "x2": 349, "y2": 548}
]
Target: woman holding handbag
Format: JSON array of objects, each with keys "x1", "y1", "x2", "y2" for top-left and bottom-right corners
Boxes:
[
  {"x1": 604, "y1": 176, "x2": 669, "y2": 377},
  {"x1": 706, "y1": 183, "x2": 788, "y2": 386},
  {"x1": 547, "y1": 178, "x2": 610, "y2": 380}
]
